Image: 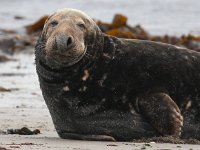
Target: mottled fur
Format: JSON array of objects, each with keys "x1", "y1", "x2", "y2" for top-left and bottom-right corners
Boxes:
[{"x1": 35, "y1": 8, "x2": 200, "y2": 141}]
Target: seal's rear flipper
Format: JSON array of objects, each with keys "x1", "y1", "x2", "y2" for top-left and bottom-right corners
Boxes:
[{"x1": 137, "y1": 92, "x2": 183, "y2": 137}]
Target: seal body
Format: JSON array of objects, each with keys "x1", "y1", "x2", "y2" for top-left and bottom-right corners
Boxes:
[{"x1": 35, "y1": 8, "x2": 200, "y2": 141}]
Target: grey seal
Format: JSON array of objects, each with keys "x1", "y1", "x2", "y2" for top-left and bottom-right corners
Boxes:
[{"x1": 35, "y1": 8, "x2": 200, "y2": 141}]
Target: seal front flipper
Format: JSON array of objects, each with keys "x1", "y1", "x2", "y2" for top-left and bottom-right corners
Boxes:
[{"x1": 136, "y1": 92, "x2": 183, "y2": 137}]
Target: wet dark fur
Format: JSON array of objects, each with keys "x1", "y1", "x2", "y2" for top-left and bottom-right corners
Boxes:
[{"x1": 36, "y1": 19, "x2": 200, "y2": 141}]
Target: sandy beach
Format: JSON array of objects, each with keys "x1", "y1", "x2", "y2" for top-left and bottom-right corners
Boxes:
[{"x1": 1, "y1": 108, "x2": 200, "y2": 150}]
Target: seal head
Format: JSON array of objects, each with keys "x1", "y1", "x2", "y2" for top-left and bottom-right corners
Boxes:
[{"x1": 37, "y1": 8, "x2": 103, "y2": 69}]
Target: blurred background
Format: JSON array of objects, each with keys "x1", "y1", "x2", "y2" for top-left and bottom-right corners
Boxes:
[{"x1": 0, "y1": 0, "x2": 200, "y2": 35}]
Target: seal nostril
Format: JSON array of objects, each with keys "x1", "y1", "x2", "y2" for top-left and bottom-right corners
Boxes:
[{"x1": 67, "y1": 37, "x2": 73, "y2": 47}]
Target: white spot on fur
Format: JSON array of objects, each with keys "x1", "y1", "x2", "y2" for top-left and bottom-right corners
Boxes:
[
  {"x1": 83, "y1": 86, "x2": 87, "y2": 91},
  {"x1": 63, "y1": 85, "x2": 70, "y2": 92},
  {"x1": 129, "y1": 103, "x2": 136, "y2": 114},
  {"x1": 185, "y1": 100, "x2": 192, "y2": 110},
  {"x1": 103, "y1": 74, "x2": 107, "y2": 80},
  {"x1": 98, "y1": 74, "x2": 107, "y2": 87},
  {"x1": 192, "y1": 55, "x2": 197, "y2": 60},
  {"x1": 184, "y1": 55, "x2": 189, "y2": 60},
  {"x1": 101, "y1": 98, "x2": 106, "y2": 102},
  {"x1": 134, "y1": 97, "x2": 140, "y2": 113},
  {"x1": 81, "y1": 70, "x2": 89, "y2": 81}
]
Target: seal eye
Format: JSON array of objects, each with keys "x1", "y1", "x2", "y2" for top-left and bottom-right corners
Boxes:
[
  {"x1": 77, "y1": 23, "x2": 86, "y2": 30},
  {"x1": 50, "y1": 20, "x2": 58, "y2": 27}
]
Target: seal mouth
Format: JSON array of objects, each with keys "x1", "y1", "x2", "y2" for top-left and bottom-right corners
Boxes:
[{"x1": 46, "y1": 47, "x2": 87, "y2": 67}]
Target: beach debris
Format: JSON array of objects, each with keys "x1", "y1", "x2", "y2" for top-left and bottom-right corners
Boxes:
[
  {"x1": 107, "y1": 144, "x2": 118, "y2": 146},
  {"x1": 0, "y1": 35, "x2": 36, "y2": 54},
  {"x1": 0, "y1": 55, "x2": 12, "y2": 62},
  {"x1": 0, "y1": 147, "x2": 10, "y2": 150},
  {"x1": 7, "y1": 127, "x2": 40, "y2": 135},
  {"x1": 19, "y1": 143, "x2": 35, "y2": 145},
  {"x1": 0, "y1": 87, "x2": 12, "y2": 92},
  {"x1": 9, "y1": 145, "x2": 20, "y2": 149},
  {"x1": 0, "y1": 33, "x2": 38, "y2": 55},
  {"x1": 14, "y1": 15, "x2": 25, "y2": 20},
  {"x1": 5, "y1": 142, "x2": 40, "y2": 149},
  {"x1": 0, "y1": 130, "x2": 7, "y2": 135},
  {"x1": 141, "y1": 143, "x2": 152, "y2": 149},
  {"x1": 0, "y1": 37, "x2": 15, "y2": 54},
  {"x1": 0, "y1": 87, "x2": 19, "y2": 92}
]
